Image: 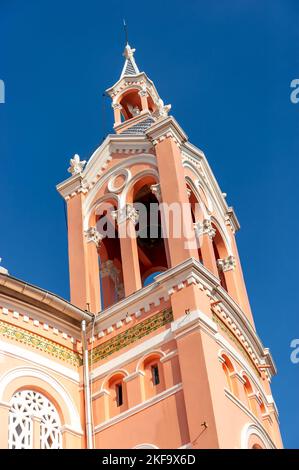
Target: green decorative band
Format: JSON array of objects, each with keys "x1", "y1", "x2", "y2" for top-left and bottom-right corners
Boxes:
[
  {"x1": 91, "y1": 308, "x2": 173, "y2": 364},
  {"x1": 0, "y1": 321, "x2": 82, "y2": 367},
  {"x1": 212, "y1": 313, "x2": 259, "y2": 376}
]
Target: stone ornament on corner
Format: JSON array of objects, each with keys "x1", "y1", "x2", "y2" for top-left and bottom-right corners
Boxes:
[
  {"x1": 68, "y1": 154, "x2": 87, "y2": 176},
  {"x1": 217, "y1": 255, "x2": 236, "y2": 272},
  {"x1": 85, "y1": 227, "x2": 103, "y2": 247}
]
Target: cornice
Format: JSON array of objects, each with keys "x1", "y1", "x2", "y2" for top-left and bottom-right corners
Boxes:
[
  {"x1": 146, "y1": 115, "x2": 188, "y2": 147},
  {"x1": 56, "y1": 134, "x2": 153, "y2": 201},
  {"x1": 0, "y1": 273, "x2": 92, "y2": 329}
]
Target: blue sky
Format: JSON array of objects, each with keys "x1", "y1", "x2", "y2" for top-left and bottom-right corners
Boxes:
[{"x1": 1, "y1": 0, "x2": 298, "y2": 448}]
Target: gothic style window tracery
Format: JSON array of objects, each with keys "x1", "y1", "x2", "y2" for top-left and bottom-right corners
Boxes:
[{"x1": 8, "y1": 390, "x2": 62, "y2": 449}]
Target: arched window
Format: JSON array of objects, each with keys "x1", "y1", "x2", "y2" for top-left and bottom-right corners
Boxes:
[
  {"x1": 8, "y1": 390, "x2": 62, "y2": 449},
  {"x1": 242, "y1": 375, "x2": 256, "y2": 415},
  {"x1": 221, "y1": 354, "x2": 238, "y2": 396},
  {"x1": 142, "y1": 354, "x2": 165, "y2": 398},
  {"x1": 108, "y1": 373, "x2": 127, "y2": 417}
]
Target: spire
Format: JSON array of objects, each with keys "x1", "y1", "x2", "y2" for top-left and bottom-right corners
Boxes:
[{"x1": 120, "y1": 44, "x2": 140, "y2": 78}]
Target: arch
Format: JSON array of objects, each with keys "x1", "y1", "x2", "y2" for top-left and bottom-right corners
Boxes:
[
  {"x1": 136, "y1": 351, "x2": 166, "y2": 373},
  {"x1": 219, "y1": 352, "x2": 239, "y2": 396},
  {"x1": 137, "y1": 351, "x2": 165, "y2": 399},
  {"x1": 105, "y1": 371, "x2": 128, "y2": 417},
  {"x1": 8, "y1": 389, "x2": 62, "y2": 449},
  {"x1": 0, "y1": 367, "x2": 82, "y2": 433},
  {"x1": 133, "y1": 443, "x2": 159, "y2": 449},
  {"x1": 101, "y1": 369, "x2": 129, "y2": 391},
  {"x1": 182, "y1": 159, "x2": 215, "y2": 214},
  {"x1": 241, "y1": 423, "x2": 275, "y2": 449},
  {"x1": 83, "y1": 154, "x2": 157, "y2": 218},
  {"x1": 121, "y1": 168, "x2": 159, "y2": 206}
]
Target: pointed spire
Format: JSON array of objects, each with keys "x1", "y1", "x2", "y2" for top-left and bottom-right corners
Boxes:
[{"x1": 120, "y1": 44, "x2": 140, "y2": 78}]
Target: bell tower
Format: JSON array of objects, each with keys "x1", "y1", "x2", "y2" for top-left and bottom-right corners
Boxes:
[{"x1": 57, "y1": 42, "x2": 282, "y2": 449}]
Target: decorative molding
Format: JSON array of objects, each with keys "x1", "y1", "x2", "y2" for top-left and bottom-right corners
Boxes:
[
  {"x1": 0, "y1": 321, "x2": 82, "y2": 367},
  {"x1": 146, "y1": 116, "x2": 188, "y2": 148},
  {"x1": 194, "y1": 218, "x2": 216, "y2": 239},
  {"x1": 150, "y1": 183, "x2": 161, "y2": 202},
  {"x1": 217, "y1": 255, "x2": 236, "y2": 272},
  {"x1": 85, "y1": 226, "x2": 103, "y2": 246},
  {"x1": 111, "y1": 204, "x2": 139, "y2": 225},
  {"x1": 90, "y1": 309, "x2": 173, "y2": 364}
]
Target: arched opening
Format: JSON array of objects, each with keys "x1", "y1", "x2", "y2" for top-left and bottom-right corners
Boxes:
[
  {"x1": 96, "y1": 202, "x2": 125, "y2": 309},
  {"x1": 8, "y1": 390, "x2": 62, "y2": 449},
  {"x1": 133, "y1": 182, "x2": 169, "y2": 286},
  {"x1": 141, "y1": 353, "x2": 165, "y2": 399},
  {"x1": 221, "y1": 354, "x2": 238, "y2": 396},
  {"x1": 242, "y1": 375, "x2": 256, "y2": 415},
  {"x1": 107, "y1": 373, "x2": 128, "y2": 418},
  {"x1": 212, "y1": 225, "x2": 228, "y2": 291},
  {"x1": 120, "y1": 89, "x2": 142, "y2": 120}
]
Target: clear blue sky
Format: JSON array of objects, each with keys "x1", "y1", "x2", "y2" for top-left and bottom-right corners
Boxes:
[{"x1": 1, "y1": 0, "x2": 298, "y2": 448}]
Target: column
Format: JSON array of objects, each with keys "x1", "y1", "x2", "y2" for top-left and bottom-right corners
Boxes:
[
  {"x1": 112, "y1": 103, "x2": 122, "y2": 127},
  {"x1": 124, "y1": 371, "x2": 145, "y2": 407},
  {"x1": 0, "y1": 401, "x2": 10, "y2": 449},
  {"x1": 113, "y1": 204, "x2": 142, "y2": 296},
  {"x1": 31, "y1": 415, "x2": 41, "y2": 449},
  {"x1": 67, "y1": 193, "x2": 90, "y2": 310},
  {"x1": 147, "y1": 117, "x2": 199, "y2": 267},
  {"x1": 194, "y1": 219, "x2": 218, "y2": 276}
]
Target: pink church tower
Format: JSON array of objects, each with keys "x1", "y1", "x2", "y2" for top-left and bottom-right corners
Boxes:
[{"x1": 56, "y1": 42, "x2": 283, "y2": 449}]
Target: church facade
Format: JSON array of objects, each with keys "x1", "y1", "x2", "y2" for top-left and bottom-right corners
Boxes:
[{"x1": 0, "y1": 44, "x2": 283, "y2": 449}]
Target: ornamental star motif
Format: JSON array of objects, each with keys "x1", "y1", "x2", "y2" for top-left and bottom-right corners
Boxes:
[{"x1": 68, "y1": 154, "x2": 87, "y2": 176}]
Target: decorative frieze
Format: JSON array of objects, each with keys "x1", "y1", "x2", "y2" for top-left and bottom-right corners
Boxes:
[
  {"x1": 217, "y1": 255, "x2": 236, "y2": 272},
  {"x1": 85, "y1": 227, "x2": 103, "y2": 246},
  {"x1": 0, "y1": 321, "x2": 82, "y2": 366},
  {"x1": 91, "y1": 308, "x2": 173, "y2": 364},
  {"x1": 194, "y1": 219, "x2": 216, "y2": 239}
]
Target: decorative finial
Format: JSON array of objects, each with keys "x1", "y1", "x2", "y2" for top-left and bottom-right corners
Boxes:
[
  {"x1": 123, "y1": 43, "x2": 136, "y2": 60},
  {"x1": 0, "y1": 258, "x2": 9, "y2": 275},
  {"x1": 68, "y1": 154, "x2": 86, "y2": 176}
]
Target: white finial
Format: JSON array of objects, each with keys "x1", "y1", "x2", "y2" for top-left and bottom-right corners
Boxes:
[
  {"x1": 123, "y1": 44, "x2": 136, "y2": 59},
  {"x1": 68, "y1": 154, "x2": 87, "y2": 176},
  {"x1": 0, "y1": 258, "x2": 8, "y2": 275}
]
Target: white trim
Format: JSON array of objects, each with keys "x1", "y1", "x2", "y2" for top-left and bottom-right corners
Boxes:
[
  {"x1": 215, "y1": 335, "x2": 270, "y2": 407},
  {"x1": 225, "y1": 389, "x2": 276, "y2": 449},
  {"x1": 240, "y1": 422, "x2": 276, "y2": 449},
  {"x1": 94, "y1": 383, "x2": 182, "y2": 433},
  {"x1": 0, "y1": 367, "x2": 82, "y2": 433},
  {"x1": 0, "y1": 340, "x2": 79, "y2": 383},
  {"x1": 91, "y1": 329, "x2": 172, "y2": 380},
  {"x1": 133, "y1": 443, "x2": 159, "y2": 449}
]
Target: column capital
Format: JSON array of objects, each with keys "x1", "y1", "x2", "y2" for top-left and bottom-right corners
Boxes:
[
  {"x1": 217, "y1": 255, "x2": 236, "y2": 272},
  {"x1": 112, "y1": 204, "x2": 139, "y2": 225},
  {"x1": 112, "y1": 102, "x2": 122, "y2": 110},
  {"x1": 85, "y1": 226, "x2": 103, "y2": 246},
  {"x1": 150, "y1": 183, "x2": 161, "y2": 202},
  {"x1": 194, "y1": 219, "x2": 216, "y2": 239}
]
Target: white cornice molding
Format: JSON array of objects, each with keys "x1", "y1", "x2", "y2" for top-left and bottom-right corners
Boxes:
[
  {"x1": 146, "y1": 116, "x2": 188, "y2": 147},
  {"x1": 56, "y1": 134, "x2": 154, "y2": 201}
]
